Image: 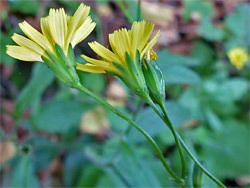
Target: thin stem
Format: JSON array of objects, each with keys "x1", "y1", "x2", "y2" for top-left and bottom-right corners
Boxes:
[
  {"x1": 75, "y1": 83, "x2": 184, "y2": 187},
  {"x1": 144, "y1": 97, "x2": 186, "y2": 181},
  {"x1": 136, "y1": 0, "x2": 141, "y2": 21},
  {"x1": 159, "y1": 103, "x2": 187, "y2": 180},
  {"x1": 145, "y1": 98, "x2": 226, "y2": 188},
  {"x1": 117, "y1": 0, "x2": 133, "y2": 24},
  {"x1": 177, "y1": 135, "x2": 226, "y2": 188}
]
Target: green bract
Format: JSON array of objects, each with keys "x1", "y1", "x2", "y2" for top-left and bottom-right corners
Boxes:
[
  {"x1": 41, "y1": 44, "x2": 80, "y2": 87},
  {"x1": 108, "y1": 50, "x2": 149, "y2": 98}
]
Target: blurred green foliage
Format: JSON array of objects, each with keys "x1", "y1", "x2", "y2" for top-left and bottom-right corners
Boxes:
[{"x1": 0, "y1": 0, "x2": 249, "y2": 188}]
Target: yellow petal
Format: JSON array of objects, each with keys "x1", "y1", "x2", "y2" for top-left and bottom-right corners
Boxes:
[
  {"x1": 6, "y1": 45, "x2": 42, "y2": 62},
  {"x1": 141, "y1": 30, "x2": 161, "y2": 57},
  {"x1": 19, "y1": 21, "x2": 52, "y2": 52},
  {"x1": 40, "y1": 17, "x2": 54, "y2": 47},
  {"x1": 109, "y1": 28, "x2": 130, "y2": 63},
  {"x1": 12, "y1": 33, "x2": 45, "y2": 56},
  {"x1": 81, "y1": 54, "x2": 118, "y2": 73},
  {"x1": 70, "y1": 17, "x2": 96, "y2": 48},
  {"x1": 129, "y1": 21, "x2": 144, "y2": 58},
  {"x1": 89, "y1": 42, "x2": 120, "y2": 63},
  {"x1": 48, "y1": 8, "x2": 67, "y2": 49},
  {"x1": 108, "y1": 32, "x2": 123, "y2": 63},
  {"x1": 66, "y1": 3, "x2": 90, "y2": 45},
  {"x1": 76, "y1": 63, "x2": 106, "y2": 73},
  {"x1": 137, "y1": 21, "x2": 154, "y2": 51}
]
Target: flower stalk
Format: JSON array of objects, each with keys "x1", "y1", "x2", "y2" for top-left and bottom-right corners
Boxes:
[
  {"x1": 144, "y1": 96, "x2": 226, "y2": 188},
  {"x1": 74, "y1": 83, "x2": 185, "y2": 187}
]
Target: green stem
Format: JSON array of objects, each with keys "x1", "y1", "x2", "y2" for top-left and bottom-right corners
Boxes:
[
  {"x1": 159, "y1": 103, "x2": 187, "y2": 180},
  {"x1": 178, "y1": 135, "x2": 226, "y2": 188},
  {"x1": 75, "y1": 83, "x2": 184, "y2": 187},
  {"x1": 136, "y1": 0, "x2": 141, "y2": 21},
  {"x1": 144, "y1": 97, "x2": 187, "y2": 181},
  {"x1": 117, "y1": 0, "x2": 133, "y2": 24},
  {"x1": 145, "y1": 98, "x2": 226, "y2": 188}
]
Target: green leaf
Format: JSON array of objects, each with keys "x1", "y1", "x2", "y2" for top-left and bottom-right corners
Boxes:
[
  {"x1": 197, "y1": 17, "x2": 225, "y2": 41},
  {"x1": 200, "y1": 119, "x2": 250, "y2": 179},
  {"x1": 8, "y1": 0, "x2": 40, "y2": 15},
  {"x1": 157, "y1": 49, "x2": 200, "y2": 69},
  {"x1": 0, "y1": 31, "x2": 16, "y2": 65},
  {"x1": 64, "y1": 151, "x2": 88, "y2": 187},
  {"x1": 224, "y1": 3, "x2": 250, "y2": 50},
  {"x1": 204, "y1": 108, "x2": 222, "y2": 131},
  {"x1": 129, "y1": 100, "x2": 191, "y2": 142},
  {"x1": 32, "y1": 137, "x2": 59, "y2": 171},
  {"x1": 76, "y1": 164, "x2": 104, "y2": 187},
  {"x1": 111, "y1": 141, "x2": 161, "y2": 187},
  {"x1": 218, "y1": 78, "x2": 249, "y2": 101},
  {"x1": 183, "y1": 0, "x2": 214, "y2": 21},
  {"x1": 15, "y1": 63, "x2": 55, "y2": 117},
  {"x1": 77, "y1": 71, "x2": 105, "y2": 94},
  {"x1": 35, "y1": 100, "x2": 94, "y2": 133},
  {"x1": 192, "y1": 40, "x2": 214, "y2": 65},
  {"x1": 163, "y1": 66, "x2": 201, "y2": 85},
  {"x1": 156, "y1": 50, "x2": 201, "y2": 85},
  {"x1": 11, "y1": 154, "x2": 39, "y2": 187}
]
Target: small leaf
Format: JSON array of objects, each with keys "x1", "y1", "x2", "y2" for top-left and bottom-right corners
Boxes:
[
  {"x1": 35, "y1": 100, "x2": 94, "y2": 133},
  {"x1": 15, "y1": 63, "x2": 54, "y2": 117},
  {"x1": 163, "y1": 66, "x2": 201, "y2": 85},
  {"x1": 11, "y1": 155, "x2": 39, "y2": 187}
]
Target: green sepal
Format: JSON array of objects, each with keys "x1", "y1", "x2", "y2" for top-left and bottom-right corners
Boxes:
[
  {"x1": 135, "y1": 49, "x2": 141, "y2": 67},
  {"x1": 67, "y1": 43, "x2": 76, "y2": 66},
  {"x1": 55, "y1": 44, "x2": 71, "y2": 68},
  {"x1": 42, "y1": 45, "x2": 80, "y2": 88},
  {"x1": 112, "y1": 62, "x2": 128, "y2": 77}
]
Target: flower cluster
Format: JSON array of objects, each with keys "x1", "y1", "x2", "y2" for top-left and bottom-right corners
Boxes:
[{"x1": 6, "y1": 3, "x2": 165, "y2": 103}]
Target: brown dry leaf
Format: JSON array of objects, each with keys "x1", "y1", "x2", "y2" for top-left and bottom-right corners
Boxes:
[
  {"x1": 106, "y1": 80, "x2": 127, "y2": 107},
  {"x1": 236, "y1": 176, "x2": 250, "y2": 187},
  {"x1": 80, "y1": 106, "x2": 110, "y2": 136},
  {"x1": 0, "y1": 141, "x2": 16, "y2": 164},
  {"x1": 141, "y1": 1, "x2": 174, "y2": 27}
]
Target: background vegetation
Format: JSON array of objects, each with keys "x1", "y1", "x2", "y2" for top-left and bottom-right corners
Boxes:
[{"x1": 0, "y1": 0, "x2": 249, "y2": 187}]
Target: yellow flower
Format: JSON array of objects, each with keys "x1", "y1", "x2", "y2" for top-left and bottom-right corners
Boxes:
[
  {"x1": 76, "y1": 20, "x2": 160, "y2": 74},
  {"x1": 6, "y1": 3, "x2": 96, "y2": 63},
  {"x1": 228, "y1": 47, "x2": 249, "y2": 70}
]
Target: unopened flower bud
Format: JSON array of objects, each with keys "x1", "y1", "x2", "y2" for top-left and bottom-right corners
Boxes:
[
  {"x1": 142, "y1": 59, "x2": 165, "y2": 105},
  {"x1": 193, "y1": 161, "x2": 205, "y2": 188}
]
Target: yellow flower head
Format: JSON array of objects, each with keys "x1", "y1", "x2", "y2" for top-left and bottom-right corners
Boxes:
[
  {"x1": 6, "y1": 3, "x2": 96, "y2": 62},
  {"x1": 77, "y1": 20, "x2": 161, "y2": 74},
  {"x1": 228, "y1": 47, "x2": 249, "y2": 70}
]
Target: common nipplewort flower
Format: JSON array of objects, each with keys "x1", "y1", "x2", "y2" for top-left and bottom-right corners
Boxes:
[
  {"x1": 6, "y1": 3, "x2": 96, "y2": 86},
  {"x1": 77, "y1": 20, "x2": 161, "y2": 97}
]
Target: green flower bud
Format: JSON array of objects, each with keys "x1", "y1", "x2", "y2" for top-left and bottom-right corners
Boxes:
[
  {"x1": 193, "y1": 162, "x2": 205, "y2": 188},
  {"x1": 142, "y1": 59, "x2": 165, "y2": 105},
  {"x1": 41, "y1": 44, "x2": 80, "y2": 88},
  {"x1": 111, "y1": 50, "x2": 149, "y2": 98}
]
